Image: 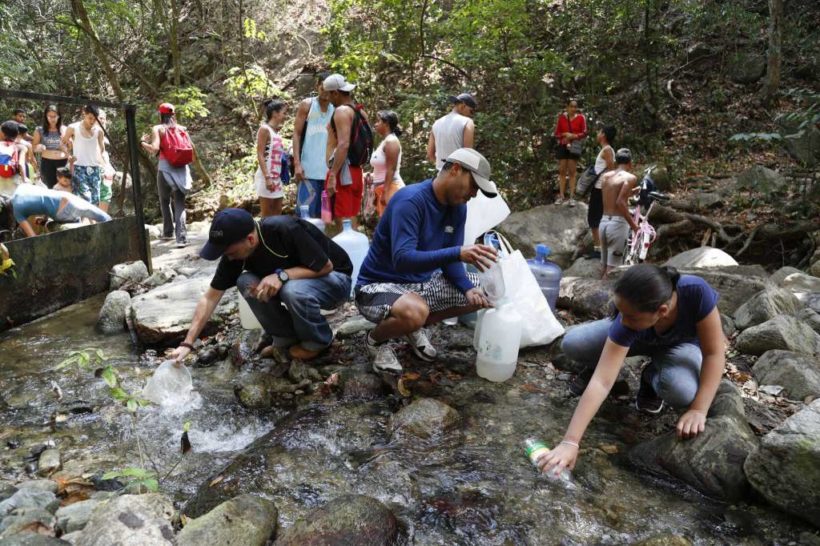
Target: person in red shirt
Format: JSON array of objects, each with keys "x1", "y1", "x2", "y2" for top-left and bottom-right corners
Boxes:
[{"x1": 553, "y1": 99, "x2": 587, "y2": 206}]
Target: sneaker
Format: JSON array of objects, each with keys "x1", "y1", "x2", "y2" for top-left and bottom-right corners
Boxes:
[
  {"x1": 176, "y1": 238, "x2": 188, "y2": 248},
  {"x1": 554, "y1": 197, "x2": 564, "y2": 205},
  {"x1": 636, "y1": 365, "x2": 664, "y2": 414},
  {"x1": 567, "y1": 198, "x2": 577, "y2": 207},
  {"x1": 569, "y1": 365, "x2": 594, "y2": 397},
  {"x1": 367, "y1": 334, "x2": 402, "y2": 374},
  {"x1": 406, "y1": 329, "x2": 437, "y2": 362}
]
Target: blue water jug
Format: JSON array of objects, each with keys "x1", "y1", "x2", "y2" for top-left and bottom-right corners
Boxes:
[
  {"x1": 527, "y1": 244, "x2": 561, "y2": 312},
  {"x1": 332, "y1": 219, "x2": 369, "y2": 296}
]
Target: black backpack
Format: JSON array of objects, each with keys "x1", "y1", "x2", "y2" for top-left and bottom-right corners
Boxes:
[{"x1": 347, "y1": 106, "x2": 374, "y2": 167}]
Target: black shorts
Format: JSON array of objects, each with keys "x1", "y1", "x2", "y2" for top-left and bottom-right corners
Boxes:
[
  {"x1": 556, "y1": 146, "x2": 581, "y2": 161},
  {"x1": 588, "y1": 187, "x2": 603, "y2": 229}
]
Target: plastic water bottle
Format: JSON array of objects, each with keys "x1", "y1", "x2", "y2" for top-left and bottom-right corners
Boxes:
[
  {"x1": 299, "y1": 205, "x2": 325, "y2": 233},
  {"x1": 475, "y1": 297, "x2": 522, "y2": 382},
  {"x1": 321, "y1": 190, "x2": 333, "y2": 225},
  {"x1": 527, "y1": 244, "x2": 562, "y2": 312},
  {"x1": 332, "y1": 219, "x2": 369, "y2": 296},
  {"x1": 523, "y1": 438, "x2": 573, "y2": 483}
]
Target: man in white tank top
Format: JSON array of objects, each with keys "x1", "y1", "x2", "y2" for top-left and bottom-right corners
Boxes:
[
  {"x1": 427, "y1": 94, "x2": 476, "y2": 170},
  {"x1": 62, "y1": 105, "x2": 105, "y2": 205}
]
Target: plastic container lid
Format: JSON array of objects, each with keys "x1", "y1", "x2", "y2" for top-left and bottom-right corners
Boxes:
[{"x1": 535, "y1": 244, "x2": 551, "y2": 257}]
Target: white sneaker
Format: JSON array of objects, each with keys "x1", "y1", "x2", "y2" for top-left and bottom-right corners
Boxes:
[
  {"x1": 406, "y1": 329, "x2": 437, "y2": 362},
  {"x1": 567, "y1": 198, "x2": 577, "y2": 207},
  {"x1": 554, "y1": 197, "x2": 564, "y2": 205},
  {"x1": 367, "y1": 335, "x2": 403, "y2": 374}
]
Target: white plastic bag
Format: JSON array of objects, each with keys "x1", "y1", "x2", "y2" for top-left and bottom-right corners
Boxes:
[
  {"x1": 465, "y1": 192, "x2": 511, "y2": 244},
  {"x1": 482, "y1": 232, "x2": 564, "y2": 348},
  {"x1": 142, "y1": 360, "x2": 193, "y2": 406}
]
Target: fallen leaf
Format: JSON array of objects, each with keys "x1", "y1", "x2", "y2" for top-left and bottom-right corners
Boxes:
[
  {"x1": 599, "y1": 444, "x2": 619, "y2": 455},
  {"x1": 520, "y1": 383, "x2": 547, "y2": 394},
  {"x1": 397, "y1": 378, "x2": 412, "y2": 397},
  {"x1": 209, "y1": 475, "x2": 224, "y2": 487}
]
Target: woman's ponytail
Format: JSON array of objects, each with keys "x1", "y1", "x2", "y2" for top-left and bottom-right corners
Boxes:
[
  {"x1": 614, "y1": 264, "x2": 678, "y2": 313},
  {"x1": 660, "y1": 265, "x2": 680, "y2": 288}
]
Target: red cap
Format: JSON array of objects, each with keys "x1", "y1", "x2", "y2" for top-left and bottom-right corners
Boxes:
[{"x1": 158, "y1": 103, "x2": 175, "y2": 115}]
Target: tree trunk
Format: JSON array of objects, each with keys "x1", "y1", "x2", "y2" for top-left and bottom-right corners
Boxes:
[
  {"x1": 762, "y1": 0, "x2": 783, "y2": 101},
  {"x1": 170, "y1": 0, "x2": 182, "y2": 86},
  {"x1": 69, "y1": 0, "x2": 124, "y2": 101}
]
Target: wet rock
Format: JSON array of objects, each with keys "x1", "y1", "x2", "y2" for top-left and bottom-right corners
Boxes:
[
  {"x1": 557, "y1": 277, "x2": 611, "y2": 319},
  {"x1": 143, "y1": 268, "x2": 177, "y2": 289},
  {"x1": 732, "y1": 286, "x2": 801, "y2": 331},
  {"x1": 753, "y1": 350, "x2": 820, "y2": 401},
  {"x1": 744, "y1": 399, "x2": 820, "y2": 526},
  {"x1": 339, "y1": 370, "x2": 386, "y2": 400},
  {"x1": 288, "y1": 361, "x2": 322, "y2": 383},
  {"x1": 563, "y1": 258, "x2": 601, "y2": 279},
  {"x1": 76, "y1": 493, "x2": 175, "y2": 546},
  {"x1": 728, "y1": 51, "x2": 766, "y2": 84},
  {"x1": 130, "y1": 278, "x2": 235, "y2": 345},
  {"x1": 390, "y1": 398, "x2": 460, "y2": 440},
  {"x1": 55, "y1": 499, "x2": 99, "y2": 534},
  {"x1": 664, "y1": 247, "x2": 738, "y2": 269},
  {"x1": 110, "y1": 261, "x2": 149, "y2": 291},
  {"x1": 0, "y1": 489, "x2": 59, "y2": 517},
  {"x1": 632, "y1": 535, "x2": 693, "y2": 546},
  {"x1": 231, "y1": 330, "x2": 266, "y2": 367},
  {"x1": 0, "y1": 507, "x2": 56, "y2": 538},
  {"x1": 0, "y1": 483, "x2": 16, "y2": 503},
  {"x1": 275, "y1": 494, "x2": 398, "y2": 546},
  {"x1": 780, "y1": 271, "x2": 820, "y2": 303},
  {"x1": 770, "y1": 266, "x2": 803, "y2": 285},
  {"x1": 735, "y1": 315, "x2": 820, "y2": 356},
  {"x1": 628, "y1": 381, "x2": 758, "y2": 501},
  {"x1": 36, "y1": 449, "x2": 60, "y2": 477},
  {"x1": 334, "y1": 316, "x2": 375, "y2": 338},
  {"x1": 498, "y1": 204, "x2": 588, "y2": 268},
  {"x1": 176, "y1": 494, "x2": 277, "y2": 546},
  {"x1": 798, "y1": 307, "x2": 820, "y2": 334},
  {"x1": 234, "y1": 373, "x2": 305, "y2": 409},
  {"x1": 96, "y1": 290, "x2": 131, "y2": 334}
]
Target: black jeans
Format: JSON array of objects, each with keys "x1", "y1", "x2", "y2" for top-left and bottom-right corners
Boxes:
[{"x1": 40, "y1": 158, "x2": 68, "y2": 189}]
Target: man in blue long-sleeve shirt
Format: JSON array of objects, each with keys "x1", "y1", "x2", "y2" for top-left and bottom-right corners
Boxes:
[{"x1": 355, "y1": 148, "x2": 499, "y2": 373}]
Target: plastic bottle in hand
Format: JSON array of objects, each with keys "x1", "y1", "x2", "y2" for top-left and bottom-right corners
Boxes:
[
  {"x1": 321, "y1": 190, "x2": 333, "y2": 225},
  {"x1": 523, "y1": 438, "x2": 573, "y2": 484}
]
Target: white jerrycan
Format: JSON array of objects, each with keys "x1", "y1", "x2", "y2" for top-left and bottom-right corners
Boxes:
[
  {"x1": 238, "y1": 293, "x2": 263, "y2": 330},
  {"x1": 474, "y1": 298, "x2": 523, "y2": 382}
]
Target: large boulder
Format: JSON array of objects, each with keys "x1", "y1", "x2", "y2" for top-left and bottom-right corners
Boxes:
[
  {"x1": 96, "y1": 290, "x2": 131, "y2": 334},
  {"x1": 177, "y1": 494, "x2": 278, "y2": 546},
  {"x1": 664, "y1": 247, "x2": 738, "y2": 269},
  {"x1": 736, "y1": 315, "x2": 820, "y2": 356},
  {"x1": 798, "y1": 307, "x2": 820, "y2": 335},
  {"x1": 728, "y1": 51, "x2": 766, "y2": 84},
  {"x1": 274, "y1": 495, "x2": 398, "y2": 546},
  {"x1": 563, "y1": 258, "x2": 602, "y2": 279},
  {"x1": 735, "y1": 166, "x2": 787, "y2": 193},
  {"x1": 753, "y1": 350, "x2": 820, "y2": 400},
  {"x1": 389, "y1": 398, "x2": 460, "y2": 440},
  {"x1": 498, "y1": 204, "x2": 588, "y2": 268},
  {"x1": 733, "y1": 286, "x2": 801, "y2": 331},
  {"x1": 109, "y1": 261, "x2": 149, "y2": 290},
  {"x1": 0, "y1": 489, "x2": 59, "y2": 517},
  {"x1": 130, "y1": 279, "x2": 236, "y2": 345},
  {"x1": 770, "y1": 266, "x2": 803, "y2": 285},
  {"x1": 558, "y1": 277, "x2": 611, "y2": 319},
  {"x1": 629, "y1": 381, "x2": 758, "y2": 501},
  {"x1": 783, "y1": 126, "x2": 820, "y2": 167},
  {"x1": 744, "y1": 399, "x2": 820, "y2": 525},
  {"x1": 76, "y1": 493, "x2": 175, "y2": 546},
  {"x1": 779, "y1": 272, "x2": 820, "y2": 303},
  {"x1": 55, "y1": 499, "x2": 100, "y2": 535}
]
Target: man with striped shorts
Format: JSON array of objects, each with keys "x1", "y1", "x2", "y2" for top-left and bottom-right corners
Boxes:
[{"x1": 355, "y1": 148, "x2": 499, "y2": 373}]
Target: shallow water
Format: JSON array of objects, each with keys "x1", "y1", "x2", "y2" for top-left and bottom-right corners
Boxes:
[{"x1": 0, "y1": 297, "x2": 814, "y2": 544}]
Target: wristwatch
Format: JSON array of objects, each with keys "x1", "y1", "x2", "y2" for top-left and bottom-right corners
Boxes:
[{"x1": 275, "y1": 269, "x2": 289, "y2": 283}]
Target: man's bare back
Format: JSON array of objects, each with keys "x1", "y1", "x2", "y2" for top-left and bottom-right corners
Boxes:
[{"x1": 601, "y1": 168, "x2": 638, "y2": 226}]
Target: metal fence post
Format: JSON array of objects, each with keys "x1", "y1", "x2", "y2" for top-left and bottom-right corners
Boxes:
[{"x1": 125, "y1": 104, "x2": 151, "y2": 272}]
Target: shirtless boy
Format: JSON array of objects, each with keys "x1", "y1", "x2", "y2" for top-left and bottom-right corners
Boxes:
[{"x1": 598, "y1": 148, "x2": 638, "y2": 277}]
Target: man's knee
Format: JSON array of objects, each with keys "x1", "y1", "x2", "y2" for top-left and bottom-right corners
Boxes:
[
  {"x1": 390, "y1": 296, "x2": 429, "y2": 330},
  {"x1": 279, "y1": 280, "x2": 315, "y2": 305}
]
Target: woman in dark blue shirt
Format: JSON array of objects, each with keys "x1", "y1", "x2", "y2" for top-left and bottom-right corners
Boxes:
[{"x1": 538, "y1": 264, "x2": 726, "y2": 476}]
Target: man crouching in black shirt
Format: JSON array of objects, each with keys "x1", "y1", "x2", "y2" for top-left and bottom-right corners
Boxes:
[{"x1": 170, "y1": 208, "x2": 353, "y2": 363}]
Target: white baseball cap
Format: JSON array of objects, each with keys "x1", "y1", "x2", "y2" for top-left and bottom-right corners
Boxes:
[
  {"x1": 322, "y1": 73, "x2": 356, "y2": 93},
  {"x1": 444, "y1": 148, "x2": 497, "y2": 197}
]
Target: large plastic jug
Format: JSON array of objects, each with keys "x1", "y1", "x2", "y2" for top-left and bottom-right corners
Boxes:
[
  {"x1": 332, "y1": 219, "x2": 369, "y2": 296},
  {"x1": 299, "y1": 205, "x2": 325, "y2": 233},
  {"x1": 321, "y1": 190, "x2": 333, "y2": 225},
  {"x1": 238, "y1": 293, "x2": 262, "y2": 330},
  {"x1": 527, "y1": 244, "x2": 562, "y2": 312},
  {"x1": 474, "y1": 299, "x2": 523, "y2": 382}
]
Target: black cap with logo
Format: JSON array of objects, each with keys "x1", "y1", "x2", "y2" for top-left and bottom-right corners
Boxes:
[{"x1": 199, "y1": 208, "x2": 255, "y2": 261}]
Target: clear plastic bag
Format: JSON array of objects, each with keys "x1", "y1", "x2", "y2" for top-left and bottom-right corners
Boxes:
[
  {"x1": 478, "y1": 262, "x2": 506, "y2": 304},
  {"x1": 142, "y1": 360, "x2": 193, "y2": 406}
]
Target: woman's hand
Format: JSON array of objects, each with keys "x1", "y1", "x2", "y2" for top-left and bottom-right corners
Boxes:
[
  {"x1": 676, "y1": 409, "x2": 707, "y2": 439},
  {"x1": 326, "y1": 173, "x2": 337, "y2": 196},
  {"x1": 168, "y1": 345, "x2": 191, "y2": 363},
  {"x1": 265, "y1": 174, "x2": 275, "y2": 192},
  {"x1": 536, "y1": 442, "x2": 579, "y2": 477}
]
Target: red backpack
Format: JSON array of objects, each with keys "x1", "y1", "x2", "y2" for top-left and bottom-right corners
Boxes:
[
  {"x1": 0, "y1": 140, "x2": 19, "y2": 178},
  {"x1": 159, "y1": 125, "x2": 194, "y2": 167}
]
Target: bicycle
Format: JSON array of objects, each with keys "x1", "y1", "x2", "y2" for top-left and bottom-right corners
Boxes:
[{"x1": 624, "y1": 166, "x2": 670, "y2": 265}]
